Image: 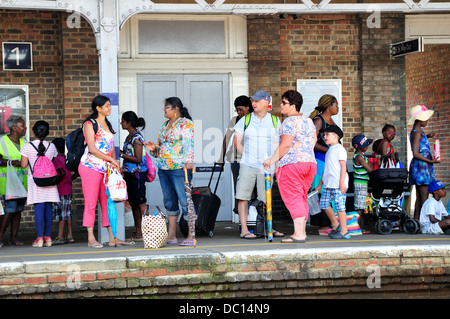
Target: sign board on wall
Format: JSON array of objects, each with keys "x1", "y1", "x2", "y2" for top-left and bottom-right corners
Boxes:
[
  {"x1": 2, "y1": 42, "x2": 33, "y2": 71},
  {"x1": 296, "y1": 79, "x2": 342, "y2": 129},
  {"x1": 389, "y1": 37, "x2": 424, "y2": 58}
]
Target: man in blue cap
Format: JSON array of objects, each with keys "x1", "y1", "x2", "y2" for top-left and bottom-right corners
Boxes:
[
  {"x1": 233, "y1": 90, "x2": 282, "y2": 239},
  {"x1": 419, "y1": 180, "x2": 450, "y2": 234}
]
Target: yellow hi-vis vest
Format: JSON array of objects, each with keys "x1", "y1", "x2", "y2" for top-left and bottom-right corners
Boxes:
[{"x1": 0, "y1": 135, "x2": 27, "y2": 195}]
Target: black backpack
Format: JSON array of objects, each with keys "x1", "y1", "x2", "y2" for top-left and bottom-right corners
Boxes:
[{"x1": 65, "y1": 119, "x2": 98, "y2": 173}]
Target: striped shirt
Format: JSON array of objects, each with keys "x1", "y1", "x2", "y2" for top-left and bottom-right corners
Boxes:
[{"x1": 353, "y1": 153, "x2": 369, "y2": 185}]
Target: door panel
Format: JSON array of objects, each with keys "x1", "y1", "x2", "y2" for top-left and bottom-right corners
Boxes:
[{"x1": 137, "y1": 74, "x2": 231, "y2": 221}]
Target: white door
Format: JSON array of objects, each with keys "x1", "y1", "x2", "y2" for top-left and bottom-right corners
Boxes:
[{"x1": 137, "y1": 74, "x2": 232, "y2": 221}]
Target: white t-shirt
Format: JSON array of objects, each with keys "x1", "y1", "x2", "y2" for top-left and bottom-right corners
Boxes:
[
  {"x1": 234, "y1": 112, "x2": 281, "y2": 170},
  {"x1": 322, "y1": 143, "x2": 349, "y2": 189},
  {"x1": 419, "y1": 197, "x2": 448, "y2": 234}
]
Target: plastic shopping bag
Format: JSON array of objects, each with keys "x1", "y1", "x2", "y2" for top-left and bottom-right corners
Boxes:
[
  {"x1": 106, "y1": 168, "x2": 127, "y2": 202},
  {"x1": 5, "y1": 160, "x2": 27, "y2": 200},
  {"x1": 308, "y1": 190, "x2": 321, "y2": 216}
]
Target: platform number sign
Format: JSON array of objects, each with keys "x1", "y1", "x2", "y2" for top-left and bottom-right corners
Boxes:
[{"x1": 2, "y1": 42, "x2": 33, "y2": 71}]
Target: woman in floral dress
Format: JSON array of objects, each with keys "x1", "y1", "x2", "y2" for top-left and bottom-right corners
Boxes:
[{"x1": 145, "y1": 97, "x2": 195, "y2": 246}]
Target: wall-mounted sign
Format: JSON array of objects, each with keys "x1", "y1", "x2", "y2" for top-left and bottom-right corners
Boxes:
[
  {"x1": 390, "y1": 37, "x2": 424, "y2": 59},
  {"x1": 2, "y1": 42, "x2": 33, "y2": 71}
]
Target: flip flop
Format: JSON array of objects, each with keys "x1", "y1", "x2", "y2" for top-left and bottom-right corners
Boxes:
[
  {"x1": 273, "y1": 231, "x2": 284, "y2": 237},
  {"x1": 281, "y1": 236, "x2": 306, "y2": 243},
  {"x1": 166, "y1": 240, "x2": 178, "y2": 244},
  {"x1": 318, "y1": 228, "x2": 332, "y2": 236},
  {"x1": 9, "y1": 240, "x2": 24, "y2": 246},
  {"x1": 240, "y1": 232, "x2": 257, "y2": 240},
  {"x1": 179, "y1": 240, "x2": 194, "y2": 246}
]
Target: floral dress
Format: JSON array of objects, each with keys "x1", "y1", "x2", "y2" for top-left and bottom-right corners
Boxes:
[
  {"x1": 150, "y1": 118, "x2": 194, "y2": 170},
  {"x1": 409, "y1": 130, "x2": 434, "y2": 185},
  {"x1": 80, "y1": 121, "x2": 114, "y2": 174}
]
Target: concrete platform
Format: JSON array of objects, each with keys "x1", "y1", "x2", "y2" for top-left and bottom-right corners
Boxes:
[{"x1": 1, "y1": 222, "x2": 449, "y2": 299}]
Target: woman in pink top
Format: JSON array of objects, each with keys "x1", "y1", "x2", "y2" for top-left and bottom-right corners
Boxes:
[
  {"x1": 78, "y1": 95, "x2": 127, "y2": 248},
  {"x1": 20, "y1": 121, "x2": 60, "y2": 248}
]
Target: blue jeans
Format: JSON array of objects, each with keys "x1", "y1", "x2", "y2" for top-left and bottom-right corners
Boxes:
[
  {"x1": 34, "y1": 202, "x2": 53, "y2": 237},
  {"x1": 158, "y1": 169, "x2": 192, "y2": 216}
]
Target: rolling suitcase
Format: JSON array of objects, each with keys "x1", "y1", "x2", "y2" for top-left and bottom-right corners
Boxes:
[{"x1": 179, "y1": 163, "x2": 222, "y2": 237}]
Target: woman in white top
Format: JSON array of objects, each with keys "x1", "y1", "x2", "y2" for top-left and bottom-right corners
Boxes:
[{"x1": 20, "y1": 121, "x2": 60, "y2": 248}]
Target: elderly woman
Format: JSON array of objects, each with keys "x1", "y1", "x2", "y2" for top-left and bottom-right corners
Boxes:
[
  {"x1": 0, "y1": 115, "x2": 28, "y2": 247},
  {"x1": 263, "y1": 90, "x2": 317, "y2": 243},
  {"x1": 145, "y1": 97, "x2": 195, "y2": 246}
]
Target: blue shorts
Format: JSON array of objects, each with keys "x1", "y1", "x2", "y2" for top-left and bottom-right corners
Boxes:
[
  {"x1": 319, "y1": 187, "x2": 347, "y2": 212},
  {"x1": 1, "y1": 196, "x2": 26, "y2": 213}
]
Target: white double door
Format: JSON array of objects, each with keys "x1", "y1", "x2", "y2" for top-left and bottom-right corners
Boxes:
[{"x1": 137, "y1": 74, "x2": 232, "y2": 221}]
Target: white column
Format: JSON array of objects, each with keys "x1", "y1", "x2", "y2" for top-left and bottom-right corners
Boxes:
[{"x1": 96, "y1": 0, "x2": 125, "y2": 244}]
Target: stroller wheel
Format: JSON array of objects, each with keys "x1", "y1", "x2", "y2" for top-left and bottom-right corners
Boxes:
[
  {"x1": 375, "y1": 219, "x2": 393, "y2": 235},
  {"x1": 402, "y1": 219, "x2": 421, "y2": 234}
]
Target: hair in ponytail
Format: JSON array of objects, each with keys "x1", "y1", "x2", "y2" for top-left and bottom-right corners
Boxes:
[
  {"x1": 165, "y1": 97, "x2": 192, "y2": 121},
  {"x1": 122, "y1": 111, "x2": 146, "y2": 130},
  {"x1": 309, "y1": 94, "x2": 337, "y2": 119},
  {"x1": 85, "y1": 95, "x2": 115, "y2": 134},
  {"x1": 32, "y1": 120, "x2": 50, "y2": 156}
]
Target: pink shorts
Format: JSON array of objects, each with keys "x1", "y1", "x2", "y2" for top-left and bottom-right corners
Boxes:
[{"x1": 276, "y1": 162, "x2": 317, "y2": 220}]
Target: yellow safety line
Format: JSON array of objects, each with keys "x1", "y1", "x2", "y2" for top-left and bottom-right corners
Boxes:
[{"x1": 0, "y1": 237, "x2": 448, "y2": 259}]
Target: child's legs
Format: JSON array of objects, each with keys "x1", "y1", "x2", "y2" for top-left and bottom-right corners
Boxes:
[
  {"x1": 43, "y1": 203, "x2": 53, "y2": 237},
  {"x1": 34, "y1": 202, "x2": 52, "y2": 238},
  {"x1": 34, "y1": 203, "x2": 45, "y2": 238},
  {"x1": 334, "y1": 190, "x2": 348, "y2": 234},
  {"x1": 414, "y1": 185, "x2": 428, "y2": 220},
  {"x1": 320, "y1": 188, "x2": 339, "y2": 228}
]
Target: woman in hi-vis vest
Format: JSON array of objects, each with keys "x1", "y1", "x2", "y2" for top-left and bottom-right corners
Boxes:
[{"x1": 0, "y1": 115, "x2": 28, "y2": 247}]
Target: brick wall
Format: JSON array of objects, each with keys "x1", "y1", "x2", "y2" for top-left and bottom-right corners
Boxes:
[
  {"x1": 0, "y1": 10, "x2": 99, "y2": 233},
  {"x1": 405, "y1": 44, "x2": 450, "y2": 186},
  {"x1": 360, "y1": 14, "x2": 407, "y2": 161},
  {"x1": 60, "y1": 12, "x2": 100, "y2": 229},
  {"x1": 0, "y1": 10, "x2": 65, "y2": 232},
  {"x1": 1, "y1": 246, "x2": 449, "y2": 298},
  {"x1": 279, "y1": 14, "x2": 361, "y2": 151}
]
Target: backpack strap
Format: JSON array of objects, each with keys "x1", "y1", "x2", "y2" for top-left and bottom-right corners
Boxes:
[
  {"x1": 28, "y1": 141, "x2": 51, "y2": 174},
  {"x1": 243, "y1": 113, "x2": 278, "y2": 131},
  {"x1": 243, "y1": 113, "x2": 251, "y2": 131}
]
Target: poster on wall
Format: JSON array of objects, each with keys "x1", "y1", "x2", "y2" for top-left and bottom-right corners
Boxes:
[
  {"x1": 0, "y1": 85, "x2": 29, "y2": 138},
  {"x1": 296, "y1": 79, "x2": 342, "y2": 129}
]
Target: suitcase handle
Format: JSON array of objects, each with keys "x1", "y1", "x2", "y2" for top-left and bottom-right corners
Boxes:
[{"x1": 208, "y1": 162, "x2": 223, "y2": 195}]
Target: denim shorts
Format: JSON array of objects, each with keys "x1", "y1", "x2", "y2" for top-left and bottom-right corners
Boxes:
[
  {"x1": 158, "y1": 168, "x2": 192, "y2": 216},
  {"x1": 1, "y1": 196, "x2": 26, "y2": 213},
  {"x1": 319, "y1": 187, "x2": 347, "y2": 212}
]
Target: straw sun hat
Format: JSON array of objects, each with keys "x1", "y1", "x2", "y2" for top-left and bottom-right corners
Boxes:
[{"x1": 407, "y1": 105, "x2": 434, "y2": 125}]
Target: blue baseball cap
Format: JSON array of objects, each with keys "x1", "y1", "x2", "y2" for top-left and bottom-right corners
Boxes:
[
  {"x1": 251, "y1": 90, "x2": 271, "y2": 102},
  {"x1": 428, "y1": 180, "x2": 449, "y2": 193},
  {"x1": 352, "y1": 134, "x2": 373, "y2": 149}
]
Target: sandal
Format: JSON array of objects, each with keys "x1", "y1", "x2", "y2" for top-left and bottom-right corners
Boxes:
[
  {"x1": 66, "y1": 237, "x2": 75, "y2": 243},
  {"x1": 273, "y1": 230, "x2": 284, "y2": 237},
  {"x1": 318, "y1": 228, "x2": 332, "y2": 236},
  {"x1": 179, "y1": 240, "x2": 195, "y2": 246},
  {"x1": 53, "y1": 238, "x2": 66, "y2": 245},
  {"x1": 240, "y1": 232, "x2": 257, "y2": 240},
  {"x1": 9, "y1": 240, "x2": 24, "y2": 246},
  {"x1": 32, "y1": 237, "x2": 44, "y2": 248},
  {"x1": 281, "y1": 236, "x2": 306, "y2": 243}
]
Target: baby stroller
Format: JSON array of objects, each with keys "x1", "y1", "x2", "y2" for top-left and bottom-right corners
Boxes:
[{"x1": 367, "y1": 154, "x2": 420, "y2": 235}]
